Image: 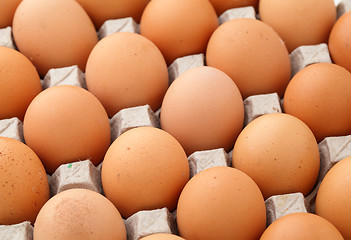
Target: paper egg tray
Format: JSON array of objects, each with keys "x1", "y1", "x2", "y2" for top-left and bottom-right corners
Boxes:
[{"x1": 1, "y1": 1, "x2": 351, "y2": 239}]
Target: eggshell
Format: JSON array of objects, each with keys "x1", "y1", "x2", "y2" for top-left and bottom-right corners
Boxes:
[
  {"x1": 85, "y1": 32, "x2": 168, "y2": 118},
  {"x1": 75, "y1": 0, "x2": 149, "y2": 28},
  {"x1": 0, "y1": 0, "x2": 22, "y2": 28},
  {"x1": 140, "y1": 233, "x2": 185, "y2": 240},
  {"x1": 206, "y1": 18, "x2": 291, "y2": 99},
  {"x1": 177, "y1": 166, "x2": 266, "y2": 240},
  {"x1": 101, "y1": 127, "x2": 189, "y2": 218},
  {"x1": 140, "y1": 0, "x2": 218, "y2": 65},
  {"x1": 0, "y1": 47, "x2": 42, "y2": 121},
  {"x1": 259, "y1": 0, "x2": 336, "y2": 52},
  {"x1": 33, "y1": 188, "x2": 126, "y2": 240},
  {"x1": 316, "y1": 156, "x2": 351, "y2": 240},
  {"x1": 329, "y1": 11, "x2": 351, "y2": 73},
  {"x1": 284, "y1": 62, "x2": 351, "y2": 142},
  {"x1": 232, "y1": 113, "x2": 320, "y2": 199},
  {"x1": 260, "y1": 213, "x2": 344, "y2": 239},
  {"x1": 208, "y1": 0, "x2": 259, "y2": 16},
  {"x1": 23, "y1": 85, "x2": 111, "y2": 174},
  {"x1": 160, "y1": 66, "x2": 244, "y2": 156},
  {"x1": 12, "y1": 0, "x2": 98, "y2": 77},
  {"x1": 0, "y1": 137, "x2": 50, "y2": 225}
]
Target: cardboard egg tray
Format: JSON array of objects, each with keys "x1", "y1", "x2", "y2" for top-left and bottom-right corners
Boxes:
[{"x1": 1, "y1": 1, "x2": 351, "y2": 239}]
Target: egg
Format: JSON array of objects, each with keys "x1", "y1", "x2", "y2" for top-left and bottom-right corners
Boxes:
[
  {"x1": 329, "y1": 11, "x2": 351, "y2": 73},
  {"x1": 33, "y1": 188, "x2": 126, "y2": 240},
  {"x1": 160, "y1": 66, "x2": 244, "y2": 156},
  {"x1": 140, "y1": 233, "x2": 185, "y2": 240},
  {"x1": 140, "y1": 0, "x2": 218, "y2": 65},
  {"x1": 75, "y1": 0, "x2": 149, "y2": 28},
  {"x1": 0, "y1": 46, "x2": 42, "y2": 121},
  {"x1": 101, "y1": 127, "x2": 189, "y2": 218},
  {"x1": 208, "y1": 0, "x2": 259, "y2": 16},
  {"x1": 206, "y1": 18, "x2": 291, "y2": 99},
  {"x1": 232, "y1": 113, "x2": 320, "y2": 199},
  {"x1": 259, "y1": 0, "x2": 336, "y2": 52},
  {"x1": 85, "y1": 32, "x2": 168, "y2": 118},
  {"x1": 0, "y1": 0, "x2": 22, "y2": 28},
  {"x1": 177, "y1": 167, "x2": 266, "y2": 240},
  {"x1": 23, "y1": 85, "x2": 111, "y2": 174},
  {"x1": 316, "y1": 156, "x2": 351, "y2": 240},
  {"x1": 284, "y1": 62, "x2": 351, "y2": 142},
  {"x1": 260, "y1": 213, "x2": 344, "y2": 239},
  {"x1": 12, "y1": 0, "x2": 98, "y2": 77},
  {"x1": 0, "y1": 137, "x2": 50, "y2": 225}
]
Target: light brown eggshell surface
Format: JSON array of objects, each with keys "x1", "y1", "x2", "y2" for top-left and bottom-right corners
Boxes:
[
  {"x1": 284, "y1": 63, "x2": 351, "y2": 142},
  {"x1": 85, "y1": 32, "x2": 169, "y2": 118},
  {"x1": 101, "y1": 127, "x2": 189, "y2": 218},
  {"x1": 140, "y1": 0, "x2": 219, "y2": 65},
  {"x1": 34, "y1": 188, "x2": 126, "y2": 240},
  {"x1": 206, "y1": 18, "x2": 291, "y2": 99},
  {"x1": 140, "y1": 233, "x2": 185, "y2": 240},
  {"x1": 177, "y1": 167, "x2": 266, "y2": 240},
  {"x1": 316, "y1": 156, "x2": 351, "y2": 240},
  {"x1": 0, "y1": 0, "x2": 22, "y2": 28},
  {"x1": 12, "y1": 0, "x2": 98, "y2": 77},
  {"x1": 0, "y1": 46, "x2": 42, "y2": 121},
  {"x1": 259, "y1": 0, "x2": 336, "y2": 52},
  {"x1": 160, "y1": 66, "x2": 244, "y2": 156},
  {"x1": 208, "y1": 0, "x2": 259, "y2": 15},
  {"x1": 233, "y1": 113, "x2": 320, "y2": 199},
  {"x1": 23, "y1": 85, "x2": 111, "y2": 174},
  {"x1": 0, "y1": 137, "x2": 50, "y2": 225}
]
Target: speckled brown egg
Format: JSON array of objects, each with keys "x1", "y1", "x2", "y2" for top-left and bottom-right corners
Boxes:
[
  {"x1": 177, "y1": 167, "x2": 266, "y2": 240},
  {"x1": 140, "y1": 233, "x2": 185, "y2": 240},
  {"x1": 75, "y1": 0, "x2": 149, "y2": 28},
  {"x1": 0, "y1": 46, "x2": 42, "y2": 121},
  {"x1": 0, "y1": 0, "x2": 22, "y2": 28},
  {"x1": 0, "y1": 137, "x2": 50, "y2": 225},
  {"x1": 101, "y1": 127, "x2": 189, "y2": 218},
  {"x1": 23, "y1": 85, "x2": 111, "y2": 174},
  {"x1": 34, "y1": 188, "x2": 126, "y2": 240},
  {"x1": 12, "y1": 0, "x2": 98, "y2": 77},
  {"x1": 206, "y1": 18, "x2": 291, "y2": 99},
  {"x1": 284, "y1": 62, "x2": 351, "y2": 142},
  {"x1": 260, "y1": 213, "x2": 344, "y2": 239},
  {"x1": 140, "y1": 0, "x2": 218, "y2": 65},
  {"x1": 329, "y1": 11, "x2": 351, "y2": 73},
  {"x1": 160, "y1": 66, "x2": 244, "y2": 156},
  {"x1": 259, "y1": 0, "x2": 336, "y2": 52},
  {"x1": 316, "y1": 156, "x2": 351, "y2": 240},
  {"x1": 85, "y1": 32, "x2": 168, "y2": 118},
  {"x1": 232, "y1": 113, "x2": 320, "y2": 199}
]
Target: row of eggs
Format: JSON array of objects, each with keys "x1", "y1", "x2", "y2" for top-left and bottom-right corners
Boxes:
[{"x1": 1, "y1": 0, "x2": 351, "y2": 239}]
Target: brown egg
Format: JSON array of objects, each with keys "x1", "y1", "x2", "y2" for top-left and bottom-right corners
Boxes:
[
  {"x1": 259, "y1": 0, "x2": 336, "y2": 52},
  {"x1": 160, "y1": 66, "x2": 244, "y2": 156},
  {"x1": 101, "y1": 127, "x2": 189, "y2": 218},
  {"x1": 140, "y1": 0, "x2": 218, "y2": 65},
  {"x1": 34, "y1": 188, "x2": 126, "y2": 240},
  {"x1": 12, "y1": 0, "x2": 98, "y2": 77},
  {"x1": 208, "y1": 0, "x2": 259, "y2": 16},
  {"x1": 206, "y1": 18, "x2": 291, "y2": 99},
  {"x1": 140, "y1": 233, "x2": 185, "y2": 240},
  {"x1": 23, "y1": 85, "x2": 111, "y2": 174},
  {"x1": 260, "y1": 213, "x2": 344, "y2": 239},
  {"x1": 75, "y1": 0, "x2": 149, "y2": 28},
  {"x1": 0, "y1": 0, "x2": 22, "y2": 28},
  {"x1": 0, "y1": 47, "x2": 42, "y2": 121},
  {"x1": 0, "y1": 137, "x2": 50, "y2": 225},
  {"x1": 85, "y1": 32, "x2": 168, "y2": 118},
  {"x1": 232, "y1": 113, "x2": 320, "y2": 199},
  {"x1": 177, "y1": 167, "x2": 266, "y2": 240},
  {"x1": 316, "y1": 156, "x2": 351, "y2": 240},
  {"x1": 284, "y1": 63, "x2": 351, "y2": 142},
  {"x1": 329, "y1": 11, "x2": 351, "y2": 73}
]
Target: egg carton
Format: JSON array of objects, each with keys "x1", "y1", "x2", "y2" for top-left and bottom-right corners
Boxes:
[
  {"x1": 218, "y1": 6, "x2": 256, "y2": 25},
  {"x1": 336, "y1": 0, "x2": 351, "y2": 18}
]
